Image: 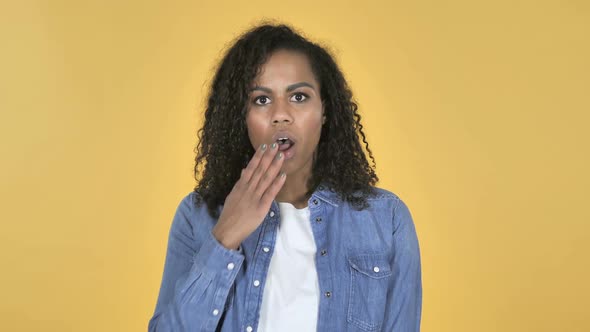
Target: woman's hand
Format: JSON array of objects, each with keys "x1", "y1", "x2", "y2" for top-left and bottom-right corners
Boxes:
[{"x1": 211, "y1": 143, "x2": 286, "y2": 250}]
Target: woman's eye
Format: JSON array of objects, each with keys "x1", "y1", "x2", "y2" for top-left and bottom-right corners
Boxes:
[
  {"x1": 254, "y1": 96, "x2": 270, "y2": 105},
  {"x1": 291, "y1": 93, "x2": 308, "y2": 102}
]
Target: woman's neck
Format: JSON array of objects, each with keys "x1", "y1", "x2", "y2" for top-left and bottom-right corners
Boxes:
[{"x1": 275, "y1": 172, "x2": 312, "y2": 209}]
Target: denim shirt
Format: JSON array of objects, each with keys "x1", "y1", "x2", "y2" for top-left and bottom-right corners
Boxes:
[{"x1": 148, "y1": 185, "x2": 422, "y2": 332}]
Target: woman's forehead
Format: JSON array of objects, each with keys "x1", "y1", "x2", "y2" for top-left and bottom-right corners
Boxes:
[{"x1": 252, "y1": 50, "x2": 318, "y2": 88}]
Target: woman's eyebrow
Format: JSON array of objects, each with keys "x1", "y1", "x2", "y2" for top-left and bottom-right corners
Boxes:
[
  {"x1": 286, "y1": 82, "x2": 315, "y2": 92},
  {"x1": 249, "y1": 82, "x2": 316, "y2": 93},
  {"x1": 250, "y1": 86, "x2": 272, "y2": 93}
]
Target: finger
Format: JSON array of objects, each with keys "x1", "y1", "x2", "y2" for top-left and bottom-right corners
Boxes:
[
  {"x1": 241, "y1": 143, "x2": 267, "y2": 183},
  {"x1": 248, "y1": 142, "x2": 279, "y2": 189},
  {"x1": 260, "y1": 171, "x2": 287, "y2": 207},
  {"x1": 254, "y1": 150, "x2": 284, "y2": 197}
]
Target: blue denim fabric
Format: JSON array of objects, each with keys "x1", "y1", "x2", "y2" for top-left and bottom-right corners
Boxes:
[{"x1": 148, "y1": 185, "x2": 422, "y2": 332}]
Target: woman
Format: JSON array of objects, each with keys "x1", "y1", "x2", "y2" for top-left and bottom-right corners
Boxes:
[{"x1": 148, "y1": 23, "x2": 422, "y2": 332}]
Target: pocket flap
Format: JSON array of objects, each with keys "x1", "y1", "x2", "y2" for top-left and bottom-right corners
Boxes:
[{"x1": 348, "y1": 254, "x2": 393, "y2": 279}]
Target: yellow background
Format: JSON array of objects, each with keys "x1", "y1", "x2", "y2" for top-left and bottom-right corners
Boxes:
[{"x1": 1, "y1": 0, "x2": 588, "y2": 331}]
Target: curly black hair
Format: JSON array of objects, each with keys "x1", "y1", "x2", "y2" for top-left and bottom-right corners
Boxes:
[{"x1": 193, "y1": 22, "x2": 379, "y2": 218}]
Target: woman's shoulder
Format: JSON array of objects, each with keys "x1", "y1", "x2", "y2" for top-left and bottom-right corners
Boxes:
[
  {"x1": 177, "y1": 190, "x2": 200, "y2": 210},
  {"x1": 367, "y1": 186, "x2": 413, "y2": 215},
  {"x1": 174, "y1": 190, "x2": 219, "y2": 219},
  {"x1": 353, "y1": 185, "x2": 407, "y2": 206},
  {"x1": 318, "y1": 184, "x2": 409, "y2": 212},
  {"x1": 366, "y1": 186, "x2": 403, "y2": 202}
]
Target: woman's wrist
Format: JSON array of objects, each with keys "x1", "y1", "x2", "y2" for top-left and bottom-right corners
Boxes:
[{"x1": 212, "y1": 226, "x2": 240, "y2": 250}]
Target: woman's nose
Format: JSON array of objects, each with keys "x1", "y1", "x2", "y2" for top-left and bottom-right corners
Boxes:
[{"x1": 271, "y1": 99, "x2": 293, "y2": 124}]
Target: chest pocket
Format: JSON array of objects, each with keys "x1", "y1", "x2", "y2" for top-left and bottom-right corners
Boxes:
[{"x1": 347, "y1": 254, "x2": 393, "y2": 331}]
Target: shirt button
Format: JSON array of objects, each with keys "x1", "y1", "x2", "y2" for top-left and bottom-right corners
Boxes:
[
  {"x1": 315, "y1": 217, "x2": 322, "y2": 223},
  {"x1": 312, "y1": 199, "x2": 319, "y2": 205},
  {"x1": 246, "y1": 326, "x2": 253, "y2": 332},
  {"x1": 320, "y1": 249, "x2": 327, "y2": 256},
  {"x1": 212, "y1": 309, "x2": 219, "y2": 316},
  {"x1": 227, "y1": 263, "x2": 235, "y2": 270},
  {"x1": 253, "y1": 280, "x2": 260, "y2": 287},
  {"x1": 325, "y1": 291, "x2": 331, "y2": 298},
  {"x1": 269, "y1": 211, "x2": 275, "y2": 217},
  {"x1": 373, "y1": 266, "x2": 380, "y2": 273},
  {"x1": 318, "y1": 185, "x2": 324, "y2": 190},
  {"x1": 262, "y1": 247, "x2": 270, "y2": 253}
]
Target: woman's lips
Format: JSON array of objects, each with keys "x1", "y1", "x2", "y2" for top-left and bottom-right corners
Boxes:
[{"x1": 279, "y1": 142, "x2": 295, "y2": 160}]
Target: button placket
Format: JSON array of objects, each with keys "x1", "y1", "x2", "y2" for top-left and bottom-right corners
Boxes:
[
  {"x1": 245, "y1": 215, "x2": 277, "y2": 331},
  {"x1": 311, "y1": 204, "x2": 335, "y2": 321}
]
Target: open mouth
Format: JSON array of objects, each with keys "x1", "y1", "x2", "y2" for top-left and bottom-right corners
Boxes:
[
  {"x1": 277, "y1": 137, "x2": 294, "y2": 151},
  {"x1": 276, "y1": 137, "x2": 297, "y2": 161}
]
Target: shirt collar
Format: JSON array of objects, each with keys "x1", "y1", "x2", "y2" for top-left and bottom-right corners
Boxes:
[{"x1": 310, "y1": 181, "x2": 340, "y2": 207}]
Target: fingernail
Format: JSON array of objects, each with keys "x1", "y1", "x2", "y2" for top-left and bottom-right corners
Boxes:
[
  {"x1": 261, "y1": 144, "x2": 267, "y2": 151},
  {"x1": 281, "y1": 171, "x2": 286, "y2": 178},
  {"x1": 271, "y1": 143, "x2": 277, "y2": 149},
  {"x1": 276, "y1": 152, "x2": 283, "y2": 160}
]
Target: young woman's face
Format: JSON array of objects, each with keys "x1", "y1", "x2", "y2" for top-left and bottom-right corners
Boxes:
[{"x1": 246, "y1": 49, "x2": 325, "y2": 177}]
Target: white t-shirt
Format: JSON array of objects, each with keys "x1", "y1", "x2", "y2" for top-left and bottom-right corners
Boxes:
[{"x1": 257, "y1": 202, "x2": 320, "y2": 332}]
